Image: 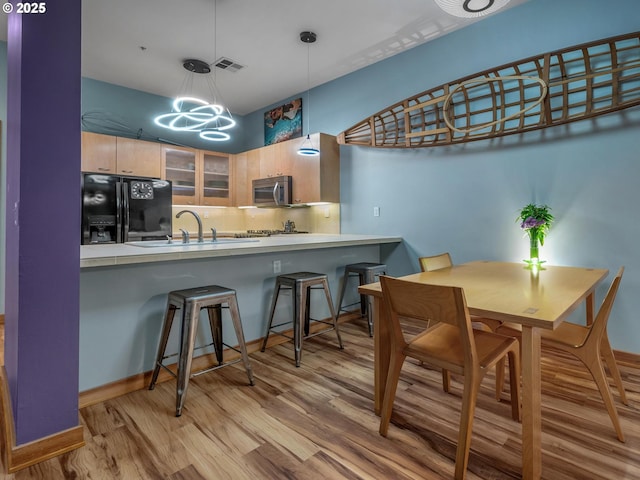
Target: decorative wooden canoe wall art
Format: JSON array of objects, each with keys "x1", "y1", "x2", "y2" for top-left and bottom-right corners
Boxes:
[{"x1": 337, "y1": 31, "x2": 640, "y2": 148}]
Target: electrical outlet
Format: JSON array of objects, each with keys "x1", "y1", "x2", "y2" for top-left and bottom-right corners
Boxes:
[
  {"x1": 203, "y1": 210, "x2": 209, "y2": 219},
  {"x1": 324, "y1": 206, "x2": 330, "y2": 218},
  {"x1": 273, "y1": 260, "x2": 281, "y2": 274},
  {"x1": 373, "y1": 206, "x2": 380, "y2": 217}
]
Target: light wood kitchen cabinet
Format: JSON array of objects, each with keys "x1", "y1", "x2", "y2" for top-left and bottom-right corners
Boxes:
[
  {"x1": 81, "y1": 132, "x2": 162, "y2": 178},
  {"x1": 163, "y1": 146, "x2": 232, "y2": 206},
  {"x1": 115, "y1": 137, "x2": 162, "y2": 178},
  {"x1": 201, "y1": 151, "x2": 231, "y2": 206},
  {"x1": 81, "y1": 132, "x2": 116, "y2": 173},
  {"x1": 258, "y1": 142, "x2": 292, "y2": 178},
  {"x1": 234, "y1": 132, "x2": 340, "y2": 206},
  {"x1": 231, "y1": 151, "x2": 260, "y2": 206},
  {"x1": 162, "y1": 146, "x2": 199, "y2": 206},
  {"x1": 289, "y1": 133, "x2": 340, "y2": 204}
]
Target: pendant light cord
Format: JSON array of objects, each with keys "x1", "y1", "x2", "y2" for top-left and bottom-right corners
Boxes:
[
  {"x1": 306, "y1": 39, "x2": 311, "y2": 136},
  {"x1": 213, "y1": 0, "x2": 217, "y2": 103},
  {"x1": 297, "y1": 32, "x2": 319, "y2": 155}
]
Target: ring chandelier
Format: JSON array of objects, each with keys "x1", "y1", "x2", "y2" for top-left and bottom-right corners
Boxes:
[
  {"x1": 154, "y1": 59, "x2": 235, "y2": 142},
  {"x1": 154, "y1": 94, "x2": 235, "y2": 142}
]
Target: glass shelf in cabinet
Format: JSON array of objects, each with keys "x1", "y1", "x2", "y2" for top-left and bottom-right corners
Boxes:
[{"x1": 166, "y1": 166, "x2": 197, "y2": 173}]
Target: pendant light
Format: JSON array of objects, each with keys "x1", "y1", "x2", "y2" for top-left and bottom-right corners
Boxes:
[
  {"x1": 153, "y1": 0, "x2": 235, "y2": 141},
  {"x1": 297, "y1": 31, "x2": 319, "y2": 156},
  {"x1": 433, "y1": 0, "x2": 511, "y2": 18}
]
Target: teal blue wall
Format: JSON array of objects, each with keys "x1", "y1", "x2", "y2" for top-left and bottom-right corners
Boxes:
[
  {"x1": 244, "y1": 0, "x2": 640, "y2": 353},
  {"x1": 81, "y1": 77, "x2": 245, "y2": 153}
]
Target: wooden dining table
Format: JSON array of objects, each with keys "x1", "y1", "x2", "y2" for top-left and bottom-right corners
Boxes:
[{"x1": 358, "y1": 260, "x2": 609, "y2": 480}]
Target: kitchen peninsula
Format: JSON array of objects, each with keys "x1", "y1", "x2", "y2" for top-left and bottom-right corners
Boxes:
[{"x1": 79, "y1": 233, "x2": 402, "y2": 397}]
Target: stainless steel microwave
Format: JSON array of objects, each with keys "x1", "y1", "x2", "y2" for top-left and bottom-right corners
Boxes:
[{"x1": 252, "y1": 175, "x2": 293, "y2": 207}]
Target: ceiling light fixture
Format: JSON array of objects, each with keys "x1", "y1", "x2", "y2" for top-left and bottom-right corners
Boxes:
[
  {"x1": 153, "y1": 0, "x2": 235, "y2": 141},
  {"x1": 433, "y1": 0, "x2": 511, "y2": 18},
  {"x1": 297, "y1": 31, "x2": 319, "y2": 156},
  {"x1": 153, "y1": 59, "x2": 235, "y2": 141}
]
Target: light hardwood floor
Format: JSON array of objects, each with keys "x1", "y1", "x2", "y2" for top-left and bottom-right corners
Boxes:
[{"x1": 1, "y1": 320, "x2": 639, "y2": 479}]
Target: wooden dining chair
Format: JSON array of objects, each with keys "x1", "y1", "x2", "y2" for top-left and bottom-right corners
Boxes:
[
  {"x1": 419, "y1": 253, "x2": 503, "y2": 331},
  {"x1": 419, "y1": 252, "x2": 503, "y2": 392},
  {"x1": 378, "y1": 276, "x2": 521, "y2": 480},
  {"x1": 496, "y1": 267, "x2": 627, "y2": 442}
]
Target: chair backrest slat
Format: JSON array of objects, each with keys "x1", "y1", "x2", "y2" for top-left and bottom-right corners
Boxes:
[{"x1": 419, "y1": 252, "x2": 453, "y2": 272}]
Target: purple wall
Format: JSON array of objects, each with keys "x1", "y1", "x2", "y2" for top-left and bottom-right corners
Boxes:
[{"x1": 5, "y1": 2, "x2": 81, "y2": 444}]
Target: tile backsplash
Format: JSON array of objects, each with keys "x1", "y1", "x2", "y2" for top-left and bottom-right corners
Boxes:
[{"x1": 172, "y1": 204, "x2": 340, "y2": 237}]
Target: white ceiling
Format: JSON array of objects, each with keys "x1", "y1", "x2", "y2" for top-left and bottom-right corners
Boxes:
[{"x1": 1, "y1": 0, "x2": 529, "y2": 115}]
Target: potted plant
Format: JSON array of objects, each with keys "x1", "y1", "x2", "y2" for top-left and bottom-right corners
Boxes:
[{"x1": 517, "y1": 203, "x2": 554, "y2": 266}]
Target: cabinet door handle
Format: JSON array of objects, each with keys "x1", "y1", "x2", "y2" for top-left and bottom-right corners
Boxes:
[
  {"x1": 121, "y1": 170, "x2": 133, "y2": 174},
  {"x1": 98, "y1": 167, "x2": 110, "y2": 171}
]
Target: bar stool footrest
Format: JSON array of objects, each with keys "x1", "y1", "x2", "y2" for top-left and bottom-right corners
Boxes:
[{"x1": 190, "y1": 357, "x2": 243, "y2": 378}]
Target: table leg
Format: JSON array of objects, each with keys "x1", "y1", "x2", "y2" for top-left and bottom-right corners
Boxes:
[
  {"x1": 372, "y1": 296, "x2": 389, "y2": 416},
  {"x1": 585, "y1": 291, "x2": 595, "y2": 326},
  {"x1": 521, "y1": 325, "x2": 542, "y2": 480}
]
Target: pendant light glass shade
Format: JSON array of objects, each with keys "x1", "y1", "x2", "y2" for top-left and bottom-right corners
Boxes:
[
  {"x1": 433, "y1": 0, "x2": 511, "y2": 18},
  {"x1": 298, "y1": 31, "x2": 319, "y2": 156},
  {"x1": 298, "y1": 134, "x2": 319, "y2": 156}
]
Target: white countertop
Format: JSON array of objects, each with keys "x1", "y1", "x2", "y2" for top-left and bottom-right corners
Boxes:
[{"x1": 80, "y1": 233, "x2": 403, "y2": 268}]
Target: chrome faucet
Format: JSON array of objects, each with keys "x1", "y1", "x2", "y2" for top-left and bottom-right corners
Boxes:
[{"x1": 176, "y1": 210, "x2": 203, "y2": 243}]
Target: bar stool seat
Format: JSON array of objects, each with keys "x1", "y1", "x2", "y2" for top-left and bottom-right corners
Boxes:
[
  {"x1": 149, "y1": 285, "x2": 254, "y2": 416},
  {"x1": 260, "y1": 272, "x2": 343, "y2": 367},
  {"x1": 336, "y1": 262, "x2": 387, "y2": 336}
]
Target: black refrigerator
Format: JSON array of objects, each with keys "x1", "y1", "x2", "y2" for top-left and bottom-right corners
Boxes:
[{"x1": 81, "y1": 173, "x2": 173, "y2": 244}]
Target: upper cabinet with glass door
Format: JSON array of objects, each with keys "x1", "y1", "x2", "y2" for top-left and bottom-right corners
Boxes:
[
  {"x1": 201, "y1": 151, "x2": 231, "y2": 206},
  {"x1": 162, "y1": 146, "x2": 199, "y2": 206},
  {"x1": 162, "y1": 146, "x2": 232, "y2": 206}
]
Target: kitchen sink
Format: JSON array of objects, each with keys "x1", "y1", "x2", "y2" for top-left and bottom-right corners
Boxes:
[{"x1": 127, "y1": 238, "x2": 260, "y2": 247}]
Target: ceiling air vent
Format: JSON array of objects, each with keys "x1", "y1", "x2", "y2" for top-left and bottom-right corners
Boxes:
[{"x1": 214, "y1": 57, "x2": 245, "y2": 73}]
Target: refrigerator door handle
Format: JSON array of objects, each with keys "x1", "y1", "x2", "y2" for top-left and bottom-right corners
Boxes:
[
  {"x1": 115, "y1": 181, "x2": 123, "y2": 243},
  {"x1": 122, "y1": 182, "x2": 130, "y2": 243}
]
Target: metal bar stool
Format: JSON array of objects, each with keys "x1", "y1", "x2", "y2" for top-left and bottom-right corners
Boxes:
[
  {"x1": 336, "y1": 262, "x2": 387, "y2": 336},
  {"x1": 149, "y1": 285, "x2": 254, "y2": 416},
  {"x1": 260, "y1": 272, "x2": 343, "y2": 367}
]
